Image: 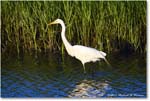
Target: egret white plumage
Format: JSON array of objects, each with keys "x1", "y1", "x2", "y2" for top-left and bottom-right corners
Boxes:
[{"x1": 48, "y1": 19, "x2": 110, "y2": 73}]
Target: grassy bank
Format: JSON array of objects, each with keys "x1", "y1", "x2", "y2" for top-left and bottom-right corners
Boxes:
[{"x1": 1, "y1": 1, "x2": 146, "y2": 55}]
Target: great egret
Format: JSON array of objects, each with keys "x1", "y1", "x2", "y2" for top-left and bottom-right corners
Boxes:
[{"x1": 48, "y1": 19, "x2": 110, "y2": 73}]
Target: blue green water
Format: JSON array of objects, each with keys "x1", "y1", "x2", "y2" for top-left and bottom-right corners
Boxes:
[{"x1": 1, "y1": 52, "x2": 146, "y2": 98}]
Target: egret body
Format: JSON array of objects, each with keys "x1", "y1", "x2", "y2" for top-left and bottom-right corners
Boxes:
[{"x1": 48, "y1": 19, "x2": 109, "y2": 73}]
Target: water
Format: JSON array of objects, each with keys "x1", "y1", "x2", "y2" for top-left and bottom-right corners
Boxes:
[{"x1": 1, "y1": 52, "x2": 146, "y2": 98}]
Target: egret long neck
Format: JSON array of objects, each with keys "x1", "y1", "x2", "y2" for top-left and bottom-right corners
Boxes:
[{"x1": 60, "y1": 22, "x2": 74, "y2": 56}]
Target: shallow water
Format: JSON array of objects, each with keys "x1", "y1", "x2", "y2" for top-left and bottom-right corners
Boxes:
[{"x1": 1, "y1": 52, "x2": 146, "y2": 98}]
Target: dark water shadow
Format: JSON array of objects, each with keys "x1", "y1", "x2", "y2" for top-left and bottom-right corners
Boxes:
[{"x1": 1, "y1": 52, "x2": 146, "y2": 98}]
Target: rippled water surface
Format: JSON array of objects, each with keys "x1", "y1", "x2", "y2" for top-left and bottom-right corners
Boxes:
[{"x1": 1, "y1": 53, "x2": 146, "y2": 98}]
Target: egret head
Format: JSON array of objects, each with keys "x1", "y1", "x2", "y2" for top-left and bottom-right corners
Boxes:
[{"x1": 48, "y1": 19, "x2": 63, "y2": 25}]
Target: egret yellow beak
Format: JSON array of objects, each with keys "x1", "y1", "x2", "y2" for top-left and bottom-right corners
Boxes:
[{"x1": 47, "y1": 21, "x2": 57, "y2": 26}]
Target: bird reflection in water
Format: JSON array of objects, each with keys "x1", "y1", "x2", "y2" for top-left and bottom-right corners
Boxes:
[{"x1": 68, "y1": 79, "x2": 110, "y2": 98}]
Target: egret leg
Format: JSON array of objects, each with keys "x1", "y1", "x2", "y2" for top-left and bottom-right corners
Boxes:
[{"x1": 83, "y1": 64, "x2": 86, "y2": 73}]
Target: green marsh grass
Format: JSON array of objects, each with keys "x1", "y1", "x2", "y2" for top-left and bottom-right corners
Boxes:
[{"x1": 1, "y1": 1, "x2": 146, "y2": 55}]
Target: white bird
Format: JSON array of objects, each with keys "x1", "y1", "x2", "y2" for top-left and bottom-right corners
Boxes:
[{"x1": 48, "y1": 19, "x2": 110, "y2": 73}]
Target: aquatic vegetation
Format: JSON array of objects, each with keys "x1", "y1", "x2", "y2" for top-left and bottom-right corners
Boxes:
[{"x1": 1, "y1": 1, "x2": 146, "y2": 55}]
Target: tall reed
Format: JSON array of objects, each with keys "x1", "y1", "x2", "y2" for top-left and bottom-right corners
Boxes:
[{"x1": 1, "y1": 1, "x2": 146, "y2": 55}]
